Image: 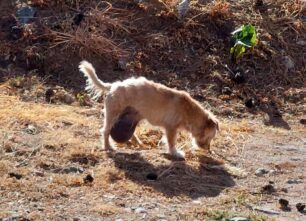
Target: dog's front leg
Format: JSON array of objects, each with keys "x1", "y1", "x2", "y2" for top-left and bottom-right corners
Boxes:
[
  {"x1": 131, "y1": 134, "x2": 144, "y2": 146},
  {"x1": 166, "y1": 128, "x2": 185, "y2": 160}
]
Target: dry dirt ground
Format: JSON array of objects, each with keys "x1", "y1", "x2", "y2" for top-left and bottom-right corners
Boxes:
[
  {"x1": 0, "y1": 86, "x2": 305, "y2": 221},
  {"x1": 0, "y1": 0, "x2": 305, "y2": 220}
]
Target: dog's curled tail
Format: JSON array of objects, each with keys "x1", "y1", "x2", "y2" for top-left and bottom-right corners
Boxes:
[{"x1": 79, "y1": 60, "x2": 112, "y2": 100}]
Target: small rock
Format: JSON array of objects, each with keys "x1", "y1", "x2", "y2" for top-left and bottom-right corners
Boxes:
[
  {"x1": 16, "y1": 6, "x2": 37, "y2": 25},
  {"x1": 296, "y1": 203, "x2": 305, "y2": 213},
  {"x1": 83, "y1": 174, "x2": 94, "y2": 183},
  {"x1": 269, "y1": 169, "x2": 277, "y2": 175},
  {"x1": 230, "y1": 217, "x2": 250, "y2": 221},
  {"x1": 221, "y1": 87, "x2": 232, "y2": 95},
  {"x1": 282, "y1": 56, "x2": 295, "y2": 70},
  {"x1": 192, "y1": 200, "x2": 201, "y2": 204},
  {"x1": 245, "y1": 98, "x2": 255, "y2": 108},
  {"x1": 177, "y1": 0, "x2": 190, "y2": 20},
  {"x1": 280, "y1": 187, "x2": 288, "y2": 193},
  {"x1": 146, "y1": 173, "x2": 158, "y2": 181},
  {"x1": 34, "y1": 171, "x2": 44, "y2": 177},
  {"x1": 135, "y1": 207, "x2": 147, "y2": 214},
  {"x1": 296, "y1": 40, "x2": 306, "y2": 47},
  {"x1": 255, "y1": 168, "x2": 269, "y2": 176},
  {"x1": 62, "y1": 166, "x2": 84, "y2": 174},
  {"x1": 279, "y1": 198, "x2": 290, "y2": 211},
  {"x1": 254, "y1": 0, "x2": 264, "y2": 7},
  {"x1": 25, "y1": 124, "x2": 37, "y2": 134},
  {"x1": 9, "y1": 172, "x2": 22, "y2": 180},
  {"x1": 45, "y1": 88, "x2": 54, "y2": 102},
  {"x1": 117, "y1": 59, "x2": 127, "y2": 71},
  {"x1": 115, "y1": 219, "x2": 124, "y2": 221},
  {"x1": 61, "y1": 93, "x2": 75, "y2": 105},
  {"x1": 232, "y1": 70, "x2": 246, "y2": 84},
  {"x1": 300, "y1": 119, "x2": 306, "y2": 125},
  {"x1": 287, "y1": 179, "x2": 303, "y2": 184},
  {"x1": 261, "y1": 184, "x2": 276, "y2": 194},
  {"x1": 62, "y1": 120, "x2": 73, "y2": 126},
  {"x1": 10, "y1": 26, "x2": 24, "y2": 40}
]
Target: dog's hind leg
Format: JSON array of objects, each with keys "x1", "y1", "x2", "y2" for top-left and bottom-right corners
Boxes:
[
  {"x1": 165, "y1": 128, "x2": 185, "y2": 160},
  {"x1": 101, "y1": 96, "x2": 122, "y2": 151}
]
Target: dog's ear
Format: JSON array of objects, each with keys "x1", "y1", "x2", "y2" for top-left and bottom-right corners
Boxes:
[{"x1": 207, "y1": 117, "x2": 219, "y2": 131}]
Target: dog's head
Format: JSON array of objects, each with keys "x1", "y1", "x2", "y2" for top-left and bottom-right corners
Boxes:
[{"x1": 194, "y1": 116, "x2": 219, "y2": 149}]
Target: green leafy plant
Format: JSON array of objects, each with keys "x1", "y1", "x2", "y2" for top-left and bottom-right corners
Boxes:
[{"x1": 230, "y1": 24, "x2": 257, "y2": 63}]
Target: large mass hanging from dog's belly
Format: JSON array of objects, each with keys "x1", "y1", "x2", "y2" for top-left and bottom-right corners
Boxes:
[{"x1": 110, "y1": 107, "x2": 139, "y2": 143}]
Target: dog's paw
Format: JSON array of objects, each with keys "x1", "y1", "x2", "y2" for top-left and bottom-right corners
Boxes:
[
  {"x1": 104, "y1": 145, "x2": 117, "y2": 151},
  {"x1": 170, "y1": 150, "x2": 185, "y2": 160}
]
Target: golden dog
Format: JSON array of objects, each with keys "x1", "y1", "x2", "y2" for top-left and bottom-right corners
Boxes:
[{"x1": 79, "y1": 61, "x2": 219, "y2": 159}]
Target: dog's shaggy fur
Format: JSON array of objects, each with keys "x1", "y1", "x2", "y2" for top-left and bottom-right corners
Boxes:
[{"x1": 79, "y1": 61, "x2": 219, "y2": 159}]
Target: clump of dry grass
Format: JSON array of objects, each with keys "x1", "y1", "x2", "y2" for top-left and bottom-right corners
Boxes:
[
  {"x1": 208, "y1": 0, "x2": 231, "y2": 19},
  {"x1": 49, "y1": 1, "x2": 130, "y2": 58}
]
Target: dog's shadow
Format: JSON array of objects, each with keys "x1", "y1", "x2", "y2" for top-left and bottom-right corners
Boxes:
[{"x1": 107, "y1": 151, "x2": 235, "y2": 199}]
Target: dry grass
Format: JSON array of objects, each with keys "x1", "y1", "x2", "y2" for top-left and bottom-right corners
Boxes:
[
  {"x1": 49, "y1": 1, "x2": 130, "y2": 58},
  {"x1": 1, "y1": 83, "x2": 305, "y2": 220},
  {"x1": 90, "y1": 203, "x2": 122, "y2": 215},
  {"x1": 208, "y1": 0, "x2": 231, "y2": 19}
]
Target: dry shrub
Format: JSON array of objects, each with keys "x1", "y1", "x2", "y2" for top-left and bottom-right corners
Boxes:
[
  {"x1": 49, "y1": 1, "x2": 130, "y2": 58},
  {"x1": 90, "y1": 2, "x2": 131, "y2": 34},
  {"x1": 208, "y1": 0, "x2": 231, "y2": 19},
  {"x1": 94, "y1": 166, "x2": 124, "y2": 187},
  {"x1": 50, "y1": 28, "x2": 125, "y2": 57},
  {"x1": 281, "y1": 0, "x2": 306, "y2": 17}
]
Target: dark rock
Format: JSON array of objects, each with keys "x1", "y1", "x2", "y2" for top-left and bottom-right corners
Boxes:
[
  {"x1": 245, "y1": 98, "x2": 255, "y2": 108},
  {"x1": 9, "y1": 172, "x2": 22, "y2": 180},
  {"x1": 296, "y1": 203, "x2": 305, "y2": 213},
  {"x1": 16, "y1": 6, "x2": 37, "y2": 25},
  {"x1": 222, "y1": 87, "x2": 232, "y2": 95},
  {"x1": 287, "y1": 179, "x2": 303, "y2": 184},
  {"x1": 279, "y1": 198, "x2": 290, "y2": 211},
  {"x1": 146, "y1": 173, "x2": 158, "y2": 181},
  {"x1": 232, "y1": 69, "x2": 246, "y2": 84},
  {"x1": 83, "y1": 174, "x2": 94, "y2": 183},
  {"x1": 25, "y1": 124, "x2": 37, "y2": 134},
  {"x1": 60, "y1": 93, "x2": 75, "y2": 105},
  {"x1": 261, "y1": 184, "x2": 276, "y2": 194},
  {"x1": 135, "y1": 207, "x2": 147, "y2": 214},
  {"x1": 255, "y1": 168, "x2": 269, "y2": 176},
  {"x1": 280, "y1": 187, "x2": 288, "y2": 193},
  {"x1": 45, "y1": 88, "x2": 54, "y2": 102},
  {"x1": 61, "y1": 166, "x2": 84, "y2": 174},
  {"x1": 254, "y1": 0, "x2": 264, "y2": 7},
  {"x1": 10, "y1": 26, "x2": 24, "y2": 40},
  {"x1": 300, "y1": 119, "x2": 306, "y2": 125}
]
